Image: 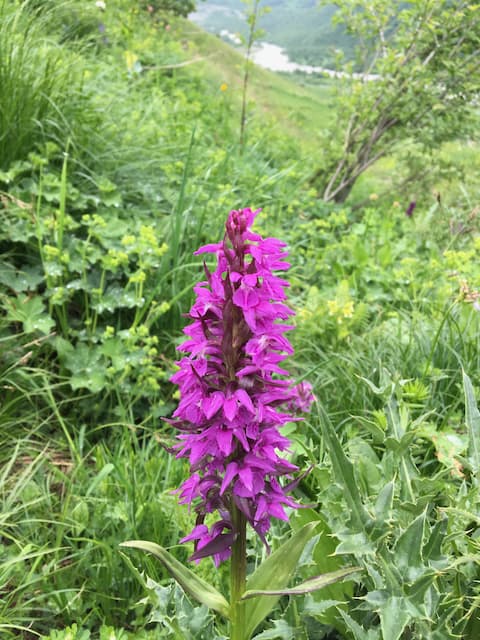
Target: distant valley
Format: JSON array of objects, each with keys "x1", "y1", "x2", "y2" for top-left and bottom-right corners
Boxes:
[{"x1": 190, "y1": 0, "x2": 355, "y2": 67}]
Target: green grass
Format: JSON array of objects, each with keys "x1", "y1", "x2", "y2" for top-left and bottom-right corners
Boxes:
[
  {"x1": 0, "y1": 1, "x2": 95, "y2": 170},
  {"x1": 179, "y1": 21, "x2": 334, "y2": 148}
]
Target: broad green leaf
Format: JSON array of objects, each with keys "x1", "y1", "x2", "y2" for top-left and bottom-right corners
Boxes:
[
  {"x1": 320, "y1": 414, "x2": 370, "y2": 531},
  {"x1": 404, "y1": 570, "x2": 436, "y2": 601},
  {"x1": 394, "y1": 510, "x2": 426, "y2": 581},
  {"x1": 379, "y1": 596, "x2": 411, "y2": 640},
  {"x1": 5, "y1": 295, "x2": 55, "y2": 334},
  {"x1": 62, "y1": 343, "x2": 107, "y2": 392},
  {"x1": 291, "y1": 510, "x2": 354, "y2": 626},
  {"x1": 120, "y1": 540, "x2": 230, "y2": 618},
  {"x1": 423, "y1": 517, "x2": 447, "y2": 564},
  {"x1": 464, "y1": 607, "x2": 480, "y2": 640},
  {"x1": 335, "y1": 531, "x2": 374, "y2": 556},
  {"x1": 339, "y1": 610, "x2": 380, "y2": 640},
  {"x1": 241, "y1": 566, "x2": 361, "y2": 598},
  {"x1": 243, "y1": 522, "x2": 318, "y2": 640},
  {"x1": 252, "y1": 619, "x2": 294, "y2": 640},
  {"x1": 463, "y1": 371, "x2": 480, "y2": 480},
  {"x1": 0, "y1": 264, "x2": 43, "y2": 292},
  {"x1": 303, "y1": 596, "x2": 343, "y2": 617},
  {"x1": 377, "y1": 554, "x2": 403, "y2": 593},
  {"x1": 417, "y1": 423, "x2": 467, "y2": 478},
  {"x1": 374, "y1": 480, "x2": 394, "y2": 522}
]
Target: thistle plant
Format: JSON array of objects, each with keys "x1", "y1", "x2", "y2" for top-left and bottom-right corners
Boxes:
[{"x1": 122, "y1": 208, "x2": 358, "y2": 640}]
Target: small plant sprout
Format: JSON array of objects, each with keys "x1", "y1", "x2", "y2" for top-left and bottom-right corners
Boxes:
[{"x1": 122, "y1": 208, "x2": 360, "y2": 640}]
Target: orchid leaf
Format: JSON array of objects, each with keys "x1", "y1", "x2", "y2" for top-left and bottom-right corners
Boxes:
[
  {"x1": 120, "y1": 540, "x2": 230, "y2": 618},
  {"x1": 243, "y1": 522, "x2": 318, "y2": 640},
  {"x1": 241, "y1": 566, "x2": 361, "y2": 599}
]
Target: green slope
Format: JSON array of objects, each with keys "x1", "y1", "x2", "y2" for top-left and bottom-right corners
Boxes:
[
  {"x1": 191, "y1": 0, "x2": 355, "y2": 66},
  {"x1": 181, "y1": 21, "x2": 335, "y2": 148}
]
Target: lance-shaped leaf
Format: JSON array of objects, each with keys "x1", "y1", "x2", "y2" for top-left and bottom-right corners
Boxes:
[
  {"x1": 241, "y1": 566, "x2": 361, "y2": 599},
  {"x1": 393, "y1": 510, "x2": 426, "y2": 583},
  {"x1": 120, "y1": 540, "x2": 230, "y2": 618},
  {"x1": 319, "y1": 412, "x2": 370, "y2": 531},
  {"x1": 464, "y1": 370, "x2": 480, "y2": 481},
  {"x1": 242, "y1": 522, "x2": 318, "y2": 640},
  {"x1": 423, "y1": 516, "x2": 448, "y2": 565},
  {"x1": 379, "y1": 595, "x2": 411, "y2": 640}
]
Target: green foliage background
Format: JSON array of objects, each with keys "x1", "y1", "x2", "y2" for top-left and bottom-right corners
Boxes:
[{"x1": 0, "y1": 1, "x2": 479, "y2": 638}]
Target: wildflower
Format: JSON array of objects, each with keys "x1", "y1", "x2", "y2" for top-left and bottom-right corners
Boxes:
[
  {"x1": 220, "y1": 83, "x2": 228, "y2": 92},
  {"x1": 393, "y1": 201, "x2": 400, "y2": 208},
  {"x1": 342, "y1": 300, "x2": 354, "y2": 318},
  {"x1": 369, "y1": 193, "x2": 379, "y2": 201},
  {"x1": 169, "y1": 208, "x2": 314, "y2": 565},
  {"x1": 327, "y1": 299, "x2": 339, "y2": 316},
  {"x1": 406, "y1": 201, "x2": 416, "y2": 217},
  {"x1": 95, "y1": 0, "x2": 106, "y2": 9}
]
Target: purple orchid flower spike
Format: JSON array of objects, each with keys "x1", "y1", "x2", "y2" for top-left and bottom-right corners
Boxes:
[{"x1": 169, "y1": 208, "x2": 315, "y2": 566}]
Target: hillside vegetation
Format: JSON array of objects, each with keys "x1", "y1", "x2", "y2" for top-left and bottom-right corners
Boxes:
[
  {"x1": 1, "y1": 2, "x2": 479, "y2": 639},
  {"x1": 192, "y1": 0, "x2": 356, "y2": 65}
]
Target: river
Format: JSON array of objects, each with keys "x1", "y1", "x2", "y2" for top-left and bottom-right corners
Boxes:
[{"x1": 190, "y1": 11, "x2": 378, "y2": 81}]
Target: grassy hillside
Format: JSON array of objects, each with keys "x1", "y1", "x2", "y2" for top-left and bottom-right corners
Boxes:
[
  {"x1": 191, "y1": 0, "x2": 355, "y2": 65},
  {"x1": 180, "y1": 21, "x2": 335, "y2": 146}
]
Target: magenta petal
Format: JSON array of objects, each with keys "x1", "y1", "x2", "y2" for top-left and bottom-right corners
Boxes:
[
  {"x1": 235, "y1": 389, "x2": 255, "y2": 414},
  {"x1": 254, "y1": 495, "x2": 268, "y2": 522},
  {"x1": 238, "y1": 466, "x2": 253, "y2": 492},
  {"x1": 194, "y1": 242, "x2": 222, "y2": 255},
  {"x1": 202, "y1": 391, "x2": 224, "y2": 419},
  {"x1": 234, "y1": 427, "x2": 250, "y2": 451},
  {"x1": 220, "y1": 462, "x2": 238, "y2": 495},
  {"x1": 189, "y1": 533, "x2": 237, "y2": 562},
  {"x1": 224, "y1": 396, "x2": 237, "y2": 421},
  {"x1": 216, "y1": 429, "x2": 233, "y2": 456},
  {"x1": 268, "y1": 501, "x2": 289, "y2": 521},
  {"x1": 180, "y1": 524, "x2": 208, "y2": 543},
  {"x1": 243, "y1": 274, "x2": 257, "y2": 287}
]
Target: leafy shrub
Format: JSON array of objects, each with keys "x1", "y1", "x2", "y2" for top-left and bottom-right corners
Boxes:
[{"x1": 0, "y1": 148, "x2": 179, "y2": 425}]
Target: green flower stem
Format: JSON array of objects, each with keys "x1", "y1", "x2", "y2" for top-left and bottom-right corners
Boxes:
[{"x1": 230, "y1": 504, "x2": 247, "y2": 640}]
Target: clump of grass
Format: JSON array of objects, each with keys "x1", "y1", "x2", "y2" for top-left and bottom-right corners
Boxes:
[{"x1": 0, "y1": 0, "x2": 90, "y2": 169}]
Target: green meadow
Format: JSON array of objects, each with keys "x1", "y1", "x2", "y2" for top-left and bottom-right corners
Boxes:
[{"x1": 1, "y1": 2, "x2": 479, "y2": 639}]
